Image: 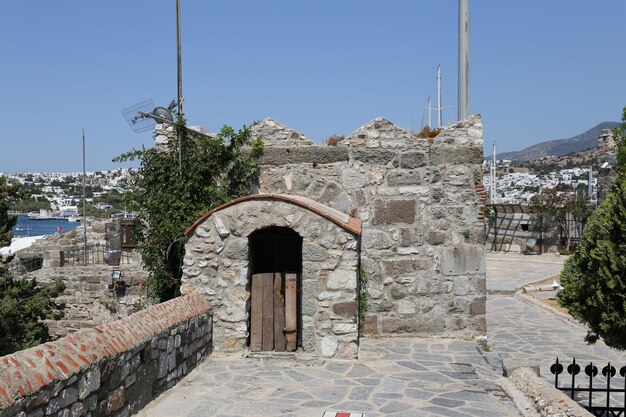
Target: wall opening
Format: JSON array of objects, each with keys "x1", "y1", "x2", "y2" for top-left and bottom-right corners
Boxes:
[{"x1": 248, "y1": 227, "x2": 303, "y2": 351}]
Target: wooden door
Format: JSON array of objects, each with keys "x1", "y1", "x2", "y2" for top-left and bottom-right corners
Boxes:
[{"x1": 250, "y1": 272, "x2": 297, "y2": 352}]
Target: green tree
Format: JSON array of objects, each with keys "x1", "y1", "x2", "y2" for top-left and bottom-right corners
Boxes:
[
  {"x1": 114, "y1": 119, "x2": 263, "y2": 301},
  {"x1": 559, "y1": 176, "x2": 626, "y2": 348},
  {"x1": 0, "y1": 177, "x2": 65, "y2": 355},
  {"x1": 0, "y1": 176, "x2": 19, "y2": 245},
  {"x1": 559, "y1": 106, "x2": 626, "y2": 349}
]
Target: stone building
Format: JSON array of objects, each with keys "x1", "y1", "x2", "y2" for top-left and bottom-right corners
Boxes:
[{"x1": 180, "y1": 116, "x2": 486, "y2": 358}]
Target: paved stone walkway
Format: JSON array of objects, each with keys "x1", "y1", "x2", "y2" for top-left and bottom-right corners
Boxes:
[
  {"x1": 137, "y1": 252, "x2": 626, "y2": 416},
  {"x1": 486, "y1": 252, "x2": 565, "y2": 293},
  {"x1": 137, "y1": 338, "x2": 520, "y2": 417}
]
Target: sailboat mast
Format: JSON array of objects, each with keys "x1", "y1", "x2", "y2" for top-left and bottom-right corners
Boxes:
[{"x1": 437, "y1": 64, "x2": 442, "y2": 128}]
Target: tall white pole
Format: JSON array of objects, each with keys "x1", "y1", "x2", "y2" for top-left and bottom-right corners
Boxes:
[
  {"x1": 458, "y1": 0, "x2": 470, "y2": 121},
  {"x1": 490, "y1": 141, "x2": 497, "y2": 200},
  {"x1": 82, "y1": 129, "x2": 87, "y2": 266},
  {"x1": 176, "y1": 0, "x2": 183, "y2": 174},
  {"x1": 437, "y1": 64, "x2": 442, "y2": 128},
  {"x1": 587, "y1": 166, "x2": 593, "y2": 203},
  {"x1": 428, "y1": 96, "x2": 432, "y2": 128}
]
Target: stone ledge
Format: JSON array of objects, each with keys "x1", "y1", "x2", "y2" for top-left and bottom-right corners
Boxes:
[
  {"x1": 0, "y1": 293, "x2": 211, "y2": 409},
  {"x1": 506, "y1": 365, "x2": 593, "y2": 417}
]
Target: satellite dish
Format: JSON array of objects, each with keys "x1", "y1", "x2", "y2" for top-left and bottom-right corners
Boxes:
[
  {"x1": 152, "y1": 107, "x2": 174, "y2": 122},
  {"x1": 122, "y1": 99, "x2": 178, "y2": 133}
]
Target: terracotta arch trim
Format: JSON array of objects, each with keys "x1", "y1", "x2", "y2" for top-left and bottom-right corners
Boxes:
[{"x1": 183, "y1": 193, "x2": 362, "y2": 236}]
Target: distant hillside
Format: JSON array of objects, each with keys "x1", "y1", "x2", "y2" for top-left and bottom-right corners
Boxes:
[{"x1": 495, "y1": 122, "x2": 619, "y2": 161}]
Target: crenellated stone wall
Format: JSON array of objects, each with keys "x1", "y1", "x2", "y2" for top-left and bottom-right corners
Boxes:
[
  {"x1": 254, "y1": 116, "x2": 486, "y2": 339},
  {"x1": 181, "y1": 115, "x2": 486, "y2": 357}
]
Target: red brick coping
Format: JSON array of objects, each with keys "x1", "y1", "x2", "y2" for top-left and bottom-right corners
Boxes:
[
  {"x1": 184, "y1": 193, "x2": 362, "y2": 236},
  {"x1": 0, "y1": 294, "x2": 211, "y2": 409}
]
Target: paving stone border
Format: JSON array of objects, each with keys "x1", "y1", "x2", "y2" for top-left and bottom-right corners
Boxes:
[
  {"x1": 504, "y1": 363, "x2": 592, "y2": 417},
  {"x1": 0, "y1": 294, "x2": 212, "y2": 417}
]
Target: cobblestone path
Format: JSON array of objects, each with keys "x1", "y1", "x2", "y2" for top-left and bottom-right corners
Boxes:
[
  {"x1": 488, "y1": 296, "x2": 626, "y2": 386},
  {"x1": 136, "y1": 338, "x2": 520, "y2": 417}
]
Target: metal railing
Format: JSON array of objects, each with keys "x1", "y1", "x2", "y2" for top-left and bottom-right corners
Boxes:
[
  {"x1": 6, "y1": 256, "x2": 43, "y2": 278},
  {"x1": 62, "y1": 245, "x2": 133, "y2": 267},
  {"x1": 551, "y1": 357, "x2": 626, "y2": 416}
]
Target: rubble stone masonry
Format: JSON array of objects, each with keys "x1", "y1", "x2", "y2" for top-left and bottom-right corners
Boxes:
[
  {"x1": 0, "y1": 294, "x2": 212, "y2": 417},
  {"x1": 254, "y1": 116, "x2": 486, "y2": 339}
]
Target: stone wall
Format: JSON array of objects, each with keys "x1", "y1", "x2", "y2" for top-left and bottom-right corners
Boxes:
[
  {"x1": 0, "y1": 294, "x2": 212, "y2": 417},
  {"x1": 182, "y1": 196, "x2": 360, "y2": 358},
  {"x1": 254, "y1": 116, "x2": 486, "y2": 339},
  {"x1": 27, "y1": 265, "x2": 149, "y2": 338}
]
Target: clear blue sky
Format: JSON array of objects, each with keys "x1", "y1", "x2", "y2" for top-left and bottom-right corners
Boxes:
[{"x1": 1, "y1": 1, "x2": 625, "y2": 172}]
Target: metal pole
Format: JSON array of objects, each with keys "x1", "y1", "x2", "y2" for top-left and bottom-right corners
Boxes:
[
  {"x1": 458, "y1": 0, "x2": 470, "y2": 120},
  {"x1": 428, "y1": 96, "x2": 432, "y2": 128},
  {"x1": 437, "y1": 64, "x2": 442, "y2": 128},
  {"x1": 82, "y1": 129, "x2": 87, "y2": 266},
  {"x1": 176, "y1": 0, "x2": 183, "y2": 174}
]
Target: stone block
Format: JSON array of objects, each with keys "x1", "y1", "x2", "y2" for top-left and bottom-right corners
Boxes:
[
  {"x1": 393, "y1": 151, "x2": 428, "y2": 169},
  {"x1": 470, "y1": 298, "x2": 486, "y2": 315},
  {"x1": 441, "y1": 244, "x2": 485, "y2": 276},
  {"x1": 259, "y1": 146, "x2": 349, "y2": 166},
  {"x1": 341, "y1": 168, "x2": 367, "y2": 190},
  {"x1": 372, "y1": 199, "x2": 416, "y2": 225},
  {"x1": 430, "y1": 145, "x2": 483, "y2": 165},
  {"x1": 302, "y1": 243, "x2": 327, "y2": 262},
  {"x1": 321, "y1": 336, "x2": 338, "y2": 357},
  {"x1": 106, "y1": 386, "x2": 124, "y2": 414},
  {"x1": 78, "y1": 367, "x2": 100, "y2": 400},
  {"x1": 362, "y1": 314, "x2": 379, "y2": 335},
  {"x1": 387, "y1": 170, "x2": 425, "y2": 186},
  {"x1": 332, "y1": 301, "x2": 357, "y2": 317},
  {"x1": 381, "y1": 258, "x2": 432, "y2": 275},
  {"x1": 326, "y1": 269, "x2": 356, "y2": 291},
  {"x1": 332, "y1": 322, "x2": 357, "y2": 335},
  {"x1": 60, "y1": 387, "x2": 78, "y2": 408},
  {"x1": 353, "y1": 148, "x2": 397, "y2": 164}
]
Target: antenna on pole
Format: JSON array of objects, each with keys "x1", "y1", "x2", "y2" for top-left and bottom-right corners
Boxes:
[
  {"x1": 176, "y1": 0, "x2": 183, "y2": 174},
  {"x1": 437, "y1": 64, "x2": 442, "y2": 128},
  {"x1": 82, "y1": 129, "x2": 87, "y2": 266},
  {"x1": 490, "y1": 141, "x2": 497, "y2": 201},
  {"x1": 458, "y1": 0, "x2": 470, "y2": 120},
  {"x1": 424, "y1": 96, "x2": 435, "y2": 128},
  {"x1": 436, "y1": 65, "x2": 453, "y2": 128}
]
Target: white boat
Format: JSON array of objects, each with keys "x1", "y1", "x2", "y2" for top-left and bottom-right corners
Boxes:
[
  {"x1": 27, "y1": 209, "x2": 54, "y2": 220},
  {"x1": 67, "y1": 216, "x2": 80, "y2": 223}
]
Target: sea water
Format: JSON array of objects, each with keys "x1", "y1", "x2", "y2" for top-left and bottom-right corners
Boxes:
[{"x1": 12, "y1": 215, "x2": 80, "y2": 237}]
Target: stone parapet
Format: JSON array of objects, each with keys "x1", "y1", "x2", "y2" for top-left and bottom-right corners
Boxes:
[
  {"x1": 0, "y1": 294, "x2": 212, "y2": 417},
  {"x1": 256, "y1": 115, "x2": 487, "y2": 340}
]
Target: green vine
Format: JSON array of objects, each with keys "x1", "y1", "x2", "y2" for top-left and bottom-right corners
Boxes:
[
  {"x1": 114, "y1": 117, "x2": 263, "y2": 301},
  {"x1": 358, "y1": 264, "x2": 368, "y2": 332}
]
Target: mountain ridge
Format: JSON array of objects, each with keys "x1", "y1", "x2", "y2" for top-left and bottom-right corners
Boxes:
[{"x1": 491, "y1": 121, "x2": 619, "y2": 161}]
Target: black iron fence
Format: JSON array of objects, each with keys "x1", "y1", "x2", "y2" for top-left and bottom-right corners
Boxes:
[
  {"x1": 62, "y1": 245, "x2": 133, "y2": 266},
  {"x1": 551, "y1": 357, "x2": 626, "y2": 416},
  {"x1": 6, "y1": 256, "x2": 43, "y2": 278}
]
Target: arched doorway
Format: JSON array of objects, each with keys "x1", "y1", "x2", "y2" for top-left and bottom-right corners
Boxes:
[{"x1": 248, "y1": 226, "x2": 302, "y2": 352}]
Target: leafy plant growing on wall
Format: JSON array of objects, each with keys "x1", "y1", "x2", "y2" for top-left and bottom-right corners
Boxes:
[
  {"x1": 559, "y1": 106, "x2": 626, "y2": 349},
  {"x1": 114, "y1": 118, "x2": 263, "y2": 301}
]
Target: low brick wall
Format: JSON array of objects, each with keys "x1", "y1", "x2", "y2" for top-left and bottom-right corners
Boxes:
[{"x1": 0, "y1": 294, "x2": 212, "y2": 417}]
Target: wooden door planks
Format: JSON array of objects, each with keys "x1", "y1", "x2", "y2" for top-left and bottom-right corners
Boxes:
[
  {"x1": 250, "y1": 273, "x2": 263, "y2": 352},
  {"x1": 284, "y1": 273, "x2": 297, "y2": 352},
  {"x1": 261, "y1": 273, "x2": 274, "y2": 351},
  {"x1": 273, "y1": 274, "x2": 286, "y2": 351}
]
